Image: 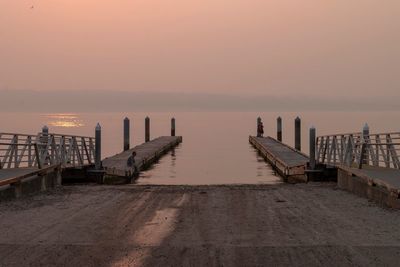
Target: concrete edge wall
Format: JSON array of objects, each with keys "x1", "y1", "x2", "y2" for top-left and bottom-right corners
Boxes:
[
  {"x1": 0, "y1": 168, "x2": 62, "y2": 201},
  {"x1": 337, "y1": 168, "x2": 400, "y2": 209}
]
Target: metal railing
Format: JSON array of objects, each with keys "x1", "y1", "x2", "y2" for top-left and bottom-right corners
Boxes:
[
  {"x1": 316, "y1": 132, "x2": 400, "y2": 169},
  {"x1": 0, "y1": 132, "x2": 95, "y2": 169}
]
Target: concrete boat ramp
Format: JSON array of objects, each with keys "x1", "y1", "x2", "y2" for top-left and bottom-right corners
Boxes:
[{"x1": 102, "y1": 136, "x2": 182, "y2": 183}]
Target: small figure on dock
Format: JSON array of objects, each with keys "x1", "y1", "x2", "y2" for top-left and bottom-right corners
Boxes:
[
  {"x1": 258, "y1": 122, "x2": 264, "y2": 137},
  {"x1": 127, "y1": 151, "x2": 138, "y2": 176}
]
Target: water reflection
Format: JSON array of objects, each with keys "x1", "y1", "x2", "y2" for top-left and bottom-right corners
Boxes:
[{"x1": 45, "y1": 114, "x2": 84, "y2": 128}]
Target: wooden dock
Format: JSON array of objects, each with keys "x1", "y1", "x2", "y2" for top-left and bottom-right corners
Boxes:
[
  {"x1": 102, "y1": 136, "x2": 182, "y2": 182},
  {"x1": 249, "y1": 136, "x2": 309, "y2": 182}
]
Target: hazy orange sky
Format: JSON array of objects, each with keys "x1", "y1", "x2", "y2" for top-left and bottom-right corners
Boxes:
[{"x1": 1, "y1": 0, "x2": 399, "y2": 99}]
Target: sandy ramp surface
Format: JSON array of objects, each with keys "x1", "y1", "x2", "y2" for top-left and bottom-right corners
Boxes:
[{"x1": 0, "y1": 183, "x2": 400, "y2": 266}]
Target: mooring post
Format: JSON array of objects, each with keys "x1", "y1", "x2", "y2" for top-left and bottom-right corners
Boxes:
[
  {"x1": 42, "y1": 125, "x2": 49, "y2": 136},
  {"x1": 41, "y1": 125, "x2": 49, "y2": 144},
  {"x1": 257, "y1": 117, "x2": 261, "y2": 137},
  {"x1": 171, "y1": 117, "x2": 176, "y2": 136},
  {"x1": 145, "y1": 117, "x2": 150, "y2": 142},
  {"x1": 363, "y1": 123, "x2": 370, "y2": 139},
  {"x1": 309, "y1": 126, "x2": 316, "y2": 170},
  {"x1": 95, "y1": 123, "x2": 101, "y2": 170},
  {"x1": 123, "y1": 117, "x2": 130, "y2": 151},
  {"x1": 277, "y1": 117, "x2": 282, "y2": 142},
  {"x1": 295, "y1": 117, "x2": 301, "y2": 151}
]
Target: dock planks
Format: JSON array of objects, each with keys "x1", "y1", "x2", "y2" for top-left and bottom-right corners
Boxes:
[
  {"x1": 102, "y1": 136, "x2": 182, "y2": 180},
  {"x1": 249, "y1": 136, "x2": 309, "y2": 181}
]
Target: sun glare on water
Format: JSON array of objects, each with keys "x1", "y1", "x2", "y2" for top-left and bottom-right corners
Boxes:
[{"x1": 45, "y1": 114, "x2": 84, "y2": 128}]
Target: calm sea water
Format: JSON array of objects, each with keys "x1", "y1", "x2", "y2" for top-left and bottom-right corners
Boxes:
[{"x1": 1, "y1": 111, "x2": 399, "y2": 185}]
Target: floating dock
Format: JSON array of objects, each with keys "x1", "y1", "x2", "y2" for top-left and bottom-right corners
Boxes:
[
  {"x1": 249, "y1": 136, "x2": 309, "y2": 182},
  {"x1": 102, "y1": 136, "x2": 182, "y2": 183}
]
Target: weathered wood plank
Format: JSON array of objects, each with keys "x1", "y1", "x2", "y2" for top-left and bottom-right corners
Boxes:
[{"x1": 102, "y1": 136, "x2": 182, "y2": 179}]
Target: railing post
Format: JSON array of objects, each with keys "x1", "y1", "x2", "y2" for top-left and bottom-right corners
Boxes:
[
  {"x1": 257, "y1": 117, "x2": 261, "y2": 137},
  {"x1": 95, "y1": 123, "x2": 102, "y2": 170},
  {"x1": 359, "y1": 123, "x2": 370, "y2": 168},
  {"x1": 309, "y1": 126, "x2": 316, "y2": 170},
  {"x1": 171, "y1": 118, "x2": 176, "y2": 136},
  {"x1": 34, "y1": 143, "x2": 43, "y2": 169},
  {"x1": 345, "y1": 135, "x2": 353, "y2": 166},
  {"x1": 14, "y1": 135, "x2": 18, "y2": 168},
  {"x1": 295, "y1": 117, "x2": 301, "y2": 151},
  {"x1": 145, "y1": 117, "x2": 150, "y2": 142},
  {"x1": 277, "y1": 117, "x2": 282, "y2": 142},
  {"x1": 41, "y1": 125, "x2": 49, "y2": 166},
  {"x1": 123, "y1": 117, "x2": 130, "y2": 151}
]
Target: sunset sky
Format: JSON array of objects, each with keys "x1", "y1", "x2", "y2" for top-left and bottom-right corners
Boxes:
[{"x1": 1, "y1": 1, "x2": 399, "y2": 110}]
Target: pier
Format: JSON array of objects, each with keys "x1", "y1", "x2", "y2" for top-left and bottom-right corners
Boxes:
[
  {"x1": 252, "y1": 117, "x2": 400, "y2": 208},
  {"x1": 0, "y1": 117, "x2": 181, "y2": 197},
  {"x1": 250, "y1": 117, "x2": 309, "y2": 182},
  {"x1": 0, "y1": 131, "x2": 95, "y2": 199},
  {"x1": 316, "y1": 129, "x2": 400, "y2": 208}
]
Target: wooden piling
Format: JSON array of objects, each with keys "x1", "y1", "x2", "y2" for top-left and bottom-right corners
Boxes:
[
  {"x1": 171, "y1": 118, "x2": 176, "y2": 136},
  {"x1": 309, "y1": 126, "x2": 316, "y2": 170},
  {"x1": 295, "y1": 117, "x2": 301, "y2": 151},
  {"x1": 123, "y1": 117, "x2": 130, "y2": 151},
  {"x1": 277, "y1": 117, "x2": 282, "y2": 142},
  {"x1": 257, "y1": 117, "x2": 261, "y2": 137},
  {"x1": 42, "y1": 125, "x2": 49, "y2": 136},
  {"x1": 145, "y1": 117, "x2": 150, "y2": 142},
  {"x1": 95, "y1": 123, "x2": 101, "y2": 170},
  {"x1": 363, "y1": 123, "x2": 370, "y2": 139}
]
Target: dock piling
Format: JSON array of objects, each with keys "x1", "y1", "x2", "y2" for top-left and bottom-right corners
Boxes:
[
  {"x1": 123, "y1": 117, "x2": 130, "y2": 151},
  {"x1": 277, "y1": 117, "x2": 282, "y2": 142},
  {"x1": 42, "y1": 125, "x2": 49, "y2": 136},
  {"x1": 309, "y1": 126, "x2": 316, "y2": 170},
  {"x1": 362, "y1": 123, "x2": 370, "y2": 139},
  {"x1": 95, "y1": 123, "x2": 101, "y2": 170},
  {"x1": 171, "y1": 118, "x2": 176, "y2": 136},
  {"x1": 145, "y1": 117, "x2": 150, "y2": 142},
  {"x1": 41, "y1": 125, "x2": 49, "y2": 154},
  {"x1": 295, "y1": 117, "x2": 301, "y2": 151},
  {"x1": 257, "y1": 117, "x2": 262, "y2": 137}
]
